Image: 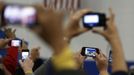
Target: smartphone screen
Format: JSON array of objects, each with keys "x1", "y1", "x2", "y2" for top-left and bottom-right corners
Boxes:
[
  {"x1": 3, "y1": 5, "x2": 37, "y2": 27},
  {"x1": 82, "y1": 13, "x2": 106, "y2": 28},
  {"x1": 81, "y1": 47, "x2": 99, "y2": 57},
  {"x1": 84, "y1": 15, "x2": 99, "y2": 25},
  {"x1": 22, "y1": 51, "x2": 29, "y2": 60},
  {"x1": 85, "y1": 48, "x2": 97, "y2": 57},
  {"x1": 11, "y1": 40, "x2": 21, "y2": 47}
]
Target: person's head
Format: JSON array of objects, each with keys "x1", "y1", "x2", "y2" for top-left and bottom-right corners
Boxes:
[{"x1": 30, "y1": 47, "x2": 40, "y2": 61}]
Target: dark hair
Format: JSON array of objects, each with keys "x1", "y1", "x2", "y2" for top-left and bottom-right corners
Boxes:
[{"x1": 0, "y1": 68, "x2": 5, "y2": 75}]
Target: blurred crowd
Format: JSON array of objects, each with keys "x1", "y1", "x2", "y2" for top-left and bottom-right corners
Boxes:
[{"x1": 0, "y1": 1, "x2": 132, "y2": 75}]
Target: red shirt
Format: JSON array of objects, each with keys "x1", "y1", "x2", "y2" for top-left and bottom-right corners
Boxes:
[{"x1": 3, "y1": 46, "x2": 18, "y2": 75}]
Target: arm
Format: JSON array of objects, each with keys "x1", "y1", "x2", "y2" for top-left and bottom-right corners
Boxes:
[
  {"x1": 34, "y1": 5, "x2": 91, "y2": 71},
  {"x1": 110, "y1": 33, "x2": 127, "y2": 72},
  {"x1": 19, "y1": 58, "x2": 34, "y2": 75},
  {"x1": 0, "y1": 39, "x2": 10, "y2": 49},
  {"x1": 94, "y1": 51, "x2": 108, "y2": 75},
  {"x1": 93, "y1": 8, "x2": 128, "y2": 72},
  {"x1": 34, "y1": 6, "x2": 77, "y2": 70},
  {"x1": 64, "y1": 9, "x2": 91, "y2": 43},
  {"x1": 30, "y1": 8, "x2": 91, "y2": 74}
]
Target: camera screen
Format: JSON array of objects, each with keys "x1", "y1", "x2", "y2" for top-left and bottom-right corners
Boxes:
[
  {"x1": 85, "y1": 48, "x2": 96, "y2": 57},
  {"x1": 4, "y1": 5, "x2": 36, "y2": 26},
  {"x1": 11, "y1": 40, "x2": 21, "y2": 47},
  {"x1": 22, "y1": 52, "x2": 29, "y2": 60},
  {"x1": 84, "y1": 15, "x2": 99, "y2": 24}
]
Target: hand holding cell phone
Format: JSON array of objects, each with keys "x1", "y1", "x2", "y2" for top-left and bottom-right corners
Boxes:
[{"x1": 94, "y1": 51, "x2": 108, "y2": 72}]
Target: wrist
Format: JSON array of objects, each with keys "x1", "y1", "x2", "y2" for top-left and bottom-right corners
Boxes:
[
  {"x1": 51, "y1": 38, "x2": 69, "y2": 55},
  {"x1": 23, "y1": 68, "x2": 33, "y2": 73},
  {"x1": 99, "y1": 69, "x2": 108, "y2": 75},
  {"x1": 24, "y1": 70, "x2": 33, "y2": 74},
  {"x1": 108, "y1": 35, "x2": 121, "y2": 44}
]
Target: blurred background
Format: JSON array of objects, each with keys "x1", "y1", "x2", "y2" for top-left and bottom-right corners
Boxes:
[{"x1": 0, "y1": 0, "x2": 134, "y2": 62}]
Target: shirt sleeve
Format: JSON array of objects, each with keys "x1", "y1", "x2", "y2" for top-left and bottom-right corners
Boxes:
[{"x1": 34, "y1": 59, "x2": 50, "y2": 75}]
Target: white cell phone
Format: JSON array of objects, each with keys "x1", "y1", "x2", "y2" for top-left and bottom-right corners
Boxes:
[
  {"x1": 22, "y1": 49, "x2": 29, "y2": 60},
  {"x1": 11, "y1": 40, "x2": 22, "y2": 47}
]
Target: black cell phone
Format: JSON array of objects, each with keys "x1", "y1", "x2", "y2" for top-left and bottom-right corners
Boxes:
[
  {"x1": 108, "y1": 50, "x2": 112, "y2": 63},
  {"x1": 82, "y1": 12, "x2": 106, "y2": 28},
  {"x1": 8, "y1": 39, "x2": 22, "y2": 47},
  {"x1": 81, "y1": 47, "x2": 100, "y2": 57},
  {"x1": 22, "y1": 49, "x2": 29, "y2": 60},
  {"x1": 1, "y1": 4, "x2": 37, "y2": 27}
]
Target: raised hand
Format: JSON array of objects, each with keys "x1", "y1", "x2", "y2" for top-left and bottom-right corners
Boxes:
[
  {"x1": 34, "y1": 5, "x2": 67, "y2": 54},
  {"x1": 92, "y1": 8, "x2": 128, "y2": 72},
  {"x1": 94, "y1": 51, "x2": 108, "y2": 75},
  {"x1": 92, "y1": 8, "x2": 118, "y2": 43},
  {"x1": 19, "y1": 58, "x2": 34, "y2": 74},
  {"x1": 64, "y1": 9, "x2": 92, "y2": 42},
  {"x1": 4, "y1": 28, "x2": 16, "y2": 39}
]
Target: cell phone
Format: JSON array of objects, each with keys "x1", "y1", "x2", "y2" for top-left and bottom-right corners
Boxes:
[
  {"x1": 8, "y1": 40, "x2": 22, "y2": 47},
  {"x1": 22, "y1": 49, "x2": 29, "y2": 60},
  {"x1": 81, "y1": 47, "x2": 100, "y2": 57},
  {"x1": 82, "y1": 12, "x2": 106, "y2": 28},
  {"x1": 108, "y1": 50, "x2": 112, "y2": 63},
  {"x1": 2, "y1": 4, "x2": 37, "y2": 27}
]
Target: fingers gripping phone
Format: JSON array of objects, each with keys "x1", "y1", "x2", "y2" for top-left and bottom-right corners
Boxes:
[
  {"x1": 2, "y1": 4, "x2": 37, "y2": 27},
  {"x1": 82, "y1": 12, "x2": 106, "y2": 28},
  {"x1": 22, "y1": 49, "x2": 29, "y2": 60},
  {"x1": 81, "y1": 47, "x2": 100, "y2": 57}
]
